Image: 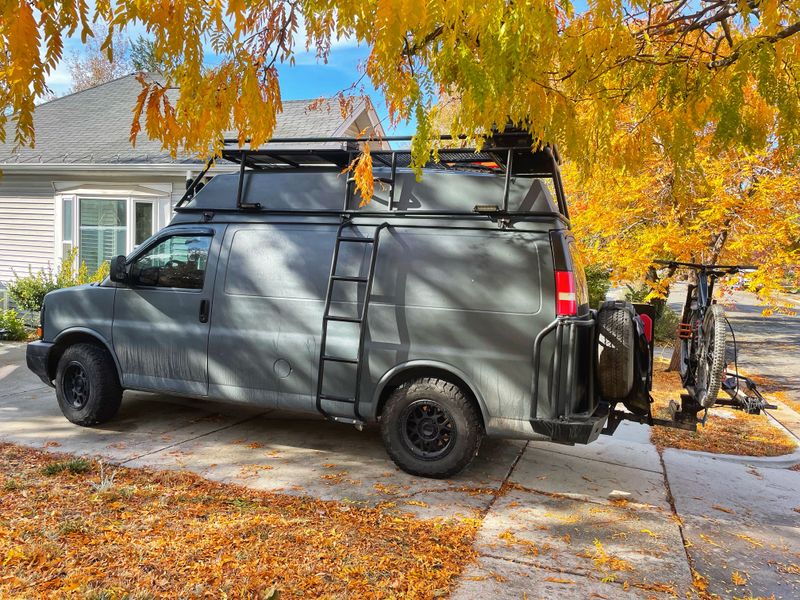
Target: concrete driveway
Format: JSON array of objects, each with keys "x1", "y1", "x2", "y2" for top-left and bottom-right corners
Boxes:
[{"x1": 1, "y1": 340, "x2": 799, "y2": 598}]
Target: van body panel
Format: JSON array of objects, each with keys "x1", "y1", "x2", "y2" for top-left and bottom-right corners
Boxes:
[
  {"x1": 44, "y1": 285, "x2": 116, "y2": 346},
  {"x1": 110, "y1": 224, "x2": 224, "y2": 396},
  {"x1": 202, "y1": 219, "x2": 555, "y2": 428}
]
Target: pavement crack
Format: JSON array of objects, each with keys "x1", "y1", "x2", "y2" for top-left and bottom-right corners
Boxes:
[
  {"x1": 658, "y1": 449, "x2": 698, "y2": 582},
  {"x1": 480, "y1": 441, "x2": 529, "y2": 517},
  {"x1": 118, "y1": 410, "x2": 273, "y2": 466}
]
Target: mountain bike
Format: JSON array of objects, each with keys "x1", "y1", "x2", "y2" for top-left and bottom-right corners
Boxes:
[{"x1": 655, "y1": 260, "x2": 757, "y2": 410}]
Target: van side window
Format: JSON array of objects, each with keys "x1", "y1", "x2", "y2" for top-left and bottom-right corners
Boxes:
[{"x1": 130, "y1": 234, "x2": 212, "y2": 289}]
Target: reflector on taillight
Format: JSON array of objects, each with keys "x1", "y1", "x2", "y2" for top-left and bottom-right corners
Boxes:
[{"x1": 555, "y1": 270, "x2": 577, "y2": 316}]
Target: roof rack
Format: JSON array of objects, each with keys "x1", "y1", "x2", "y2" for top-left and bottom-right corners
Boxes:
[{"x1": 176, "y1": 133, "x2": 569, "y2": 218}]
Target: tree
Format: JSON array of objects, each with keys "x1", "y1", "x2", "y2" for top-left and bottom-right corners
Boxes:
[
  {"x1": 2, "y1": 1, "x2": 799, "y2": 164},
  {"x1": 567, "y1": 128, "x2": 800, "y2": 306},
  {"x1": 1, "y1": 2, "x2": 798, "y2": 297},
  {"x1": 130, "y1": 35, "x2": 167, "y2": 76},
  {"x1": 66, "y1": 21, "x2": 131, "y2": 93}
]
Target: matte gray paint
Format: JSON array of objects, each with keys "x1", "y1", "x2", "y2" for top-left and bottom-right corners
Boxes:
[{"x1": 37, "y1": 169, "x2": 598, "y2": 441}]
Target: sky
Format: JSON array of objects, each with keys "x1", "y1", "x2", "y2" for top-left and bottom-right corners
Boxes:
[{"x1": 45, "y1": 28, "x2": 418, "y2": 138}]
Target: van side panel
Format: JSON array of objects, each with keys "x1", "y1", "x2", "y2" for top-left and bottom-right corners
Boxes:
[
  {"x1": 208, "y1": 223, "x2": 377, "y2": 408},
  {"x1": 361, "y1": 228, "x2": 551, "y2": 423},
  {"x1": 206, "y1": 221, "x2": 556, "y2": 431}
]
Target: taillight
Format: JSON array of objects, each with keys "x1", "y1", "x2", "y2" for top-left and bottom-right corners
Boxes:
[
  {"x1": 639, "y1": 313, "x2": 653, "y2": 343},
  {"x1": 555, "y1": 270, "x2": 577, "y2": 316}
]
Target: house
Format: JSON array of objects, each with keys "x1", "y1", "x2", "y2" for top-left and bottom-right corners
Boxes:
[{"x1": 0, "y1": 74, "x2": 385, "y2": 282}]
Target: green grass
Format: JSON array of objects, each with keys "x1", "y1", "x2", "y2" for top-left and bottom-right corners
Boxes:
[{"x1": 41, "y1": 458, "x2": 91, "y2": 476}]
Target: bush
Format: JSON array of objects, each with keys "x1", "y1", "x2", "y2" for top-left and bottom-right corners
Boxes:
[
  {"x1": 654, "y1": 306, "x2": 680, "y2": 344},
  {"x1": 585, "y1": 264, "x2": 611, "y2": 309},
  {"x1": 0, "y1": 309, "x2": 28, "y2": 341},
  {"x1": 7, "y1": 248, "x2": 108, "y2": 313}
]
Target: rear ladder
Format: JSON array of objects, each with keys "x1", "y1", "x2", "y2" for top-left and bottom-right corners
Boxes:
[{"x1": 316, "y1": 220, "x2": 390, "y2": 425}]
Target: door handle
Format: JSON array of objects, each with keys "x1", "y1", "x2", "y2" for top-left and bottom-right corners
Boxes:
[{"x1": 199, "y1": 299, "x2": 209, "y2": 323}]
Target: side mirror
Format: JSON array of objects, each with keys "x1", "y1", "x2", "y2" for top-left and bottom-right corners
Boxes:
[{"x1": 110, "y1": 255, "x2": 128, "y2": 283}]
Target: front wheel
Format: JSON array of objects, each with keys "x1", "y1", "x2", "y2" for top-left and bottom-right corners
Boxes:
[
  {"x1": 380, "y1": 378, "x2": 483, "y2": 478},
  {"x1": 55, "y1": 343, "x2": 123, "y2": 426},
  {"x1": 695, "y1": 304, "x2": 728, "y2": 408}
]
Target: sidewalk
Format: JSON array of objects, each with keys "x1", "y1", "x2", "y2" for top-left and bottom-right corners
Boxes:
[{"x1": 2, "y1": 340, "x2": 799, "y2": 598}]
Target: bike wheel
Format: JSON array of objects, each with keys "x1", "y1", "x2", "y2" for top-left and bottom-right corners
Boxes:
[{"x1": 695, "y1": 304, "x2": 728, "y2": 408}]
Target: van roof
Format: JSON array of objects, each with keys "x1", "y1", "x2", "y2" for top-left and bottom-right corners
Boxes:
[{"x1": 177, "y1": 134, "x2": 570, "y2": 220}]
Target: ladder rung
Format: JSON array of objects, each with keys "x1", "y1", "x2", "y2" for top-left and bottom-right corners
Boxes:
[
  {"x1": 331, "y1": 275, "x2": 368, "y2": 283},
  {"x1": 338, "y1": 236, "x2": 374, "y2": 243},
  {"x1": 319, "y1": 394, "x2": 356, "y2": 404},
  {"x1": 322, "y1": 355, "x2": 358, "y2": 364},
  {"x1": 324, "y1": 315, "x2": 362, "y2": 323}
]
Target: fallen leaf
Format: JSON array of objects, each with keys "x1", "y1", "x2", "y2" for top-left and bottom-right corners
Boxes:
[
  {"x1": 543, "y1": 576, "x2": 575, "y2": 584},
  {"x1": 731, "y1": 570, "x2": 748, "y2": 585}
]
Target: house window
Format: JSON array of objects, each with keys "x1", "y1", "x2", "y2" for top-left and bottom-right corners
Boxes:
[
  {"x1": 79, "y1": 198, "x2": 127, "y2": 273},
  {"x1": 134, "y1": 201, "x2": 154, "y2": 247},
  {"x1": 62, "y1": 198, "x2": 73, "y2": 257}
]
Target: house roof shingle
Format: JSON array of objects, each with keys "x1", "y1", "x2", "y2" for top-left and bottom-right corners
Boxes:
[{"x1": 0, "y1": 74, "x2": 360, "y2": 166}]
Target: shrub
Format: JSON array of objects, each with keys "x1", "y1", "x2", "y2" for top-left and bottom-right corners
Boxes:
[
  {"x1": 585, "y1": 264, "x2": 611, "y2": 309},
  {"x1": 41, "y1": 458, "x2": 92, "y2": 476},
  {"x1": 7, "y1": 248, "x2": 108, "y2": 313},
  {"x1": 654, "y1": 306, "x2": 680, "y2": 345},
  {"x1": 0, "y1": 309, "x2": 28, "y2": 341}
]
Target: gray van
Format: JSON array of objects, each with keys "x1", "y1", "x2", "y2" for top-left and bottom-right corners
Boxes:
[{"x1": 26, "y1": 134, "x2": 655, "y2": 477}]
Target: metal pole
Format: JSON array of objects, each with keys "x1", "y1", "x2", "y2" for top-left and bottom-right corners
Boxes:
[
  {"x1": 235, "y1": 152, "x2": 247, "y2": 209},
  {"x1": 502, "y1": 148, "x2": 514, "y2": 211},
  {"x1": 388, "y1": 151, "x2": 397, "y2": 211}
]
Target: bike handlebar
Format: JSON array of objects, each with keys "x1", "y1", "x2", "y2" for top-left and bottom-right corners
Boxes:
[{"x1": 653, "y1": 260, "x2": 757, "y2": 274}]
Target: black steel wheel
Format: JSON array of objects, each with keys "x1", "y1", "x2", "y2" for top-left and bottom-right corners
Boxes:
[
  {"x1": 62, "y1": 362, "x2": 90, "y2": 409},
  {"x1": 55, "y1": 343, "x2": 122, "y2": 426},
  {"x1": 400, "y1": 399, "x2": 457, "y2": 460},
  {"x1": 381, "y1": 377, "x2": 483, "y2": 478}
]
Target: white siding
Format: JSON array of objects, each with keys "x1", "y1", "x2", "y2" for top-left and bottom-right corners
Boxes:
[{"x1": 0, "y1": 178, "x2": 56, "y2": 283}]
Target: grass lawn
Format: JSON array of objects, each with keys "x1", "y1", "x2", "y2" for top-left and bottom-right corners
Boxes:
[
  {"x1": 649, "y1": 360, "x2": 797, "y2": 457},
  {"x1": 0, "y1": 443, "x2": 477, "y2": 599}
]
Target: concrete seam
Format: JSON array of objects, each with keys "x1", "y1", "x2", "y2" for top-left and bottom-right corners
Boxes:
[
  {"x1": 480, "y1": 440, "x2": 529, "y2": 517},
  {"x1": 658, "y1": 450, "x2": 697, "y2": 584},
  {"x1": 118, "y1": 409, "x2": 273, "y2": 465},
  {"x1": 531, "y1": 445, "x2": 664, "y2": 474}
]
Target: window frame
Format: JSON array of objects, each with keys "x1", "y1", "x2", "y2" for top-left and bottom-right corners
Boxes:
[
  {"x1": 77, "y1": 196, "x2": 128, "y2": 274},
  {"x1": 125, "y1": 227, "x2": 215, "y2": 292}
]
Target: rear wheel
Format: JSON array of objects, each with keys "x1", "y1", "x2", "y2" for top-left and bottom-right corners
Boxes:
[
  {"x1": 55, "y1": 343, "x2": 122, "y2": 426},
  {"x1": 380, "y1": 377, "x2": 483, "y2": 478},
  {"x1": 695, "y1": 304, "x2": 727, "y2": 408}
]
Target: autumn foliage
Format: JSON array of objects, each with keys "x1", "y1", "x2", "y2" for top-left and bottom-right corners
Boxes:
[{"x1": 0, "y1": 443, "x2": 477, "y2": 599}]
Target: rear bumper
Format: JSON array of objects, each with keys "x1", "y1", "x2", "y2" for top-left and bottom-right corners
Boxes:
[{"x1": 26, "y1": 341, "x2": 55, "y2": 387}]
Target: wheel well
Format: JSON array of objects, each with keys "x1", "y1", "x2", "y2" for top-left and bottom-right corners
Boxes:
[
  {"x1": 48, "y1": 332, "x2": 116, "y2": 381},
  {"x1": 375, "y1": 366, "x2": 486, "y2": 430}
]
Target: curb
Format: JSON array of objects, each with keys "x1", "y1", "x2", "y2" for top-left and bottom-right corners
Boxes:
[
  {"x1": 663, "y1": 403, "x2": 800, "y2": 468},
  {"x1": 663, "y1": 444, "x2": 800, "y2": 469}
]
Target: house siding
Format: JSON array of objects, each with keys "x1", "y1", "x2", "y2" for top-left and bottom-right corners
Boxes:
[{"x1": 0, "y1": 177, "x2": 56, "y2": 283}]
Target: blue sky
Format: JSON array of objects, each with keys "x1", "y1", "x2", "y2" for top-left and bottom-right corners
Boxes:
[{"x1": 46, "y1": 31, "x2": 418, "y2": 137}]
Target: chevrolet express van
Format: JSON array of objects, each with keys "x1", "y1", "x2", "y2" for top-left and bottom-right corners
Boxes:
[{"x1": 27, "y1": 134, "x2": 653, "y2": 477}]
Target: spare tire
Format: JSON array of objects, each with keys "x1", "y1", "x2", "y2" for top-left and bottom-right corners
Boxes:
[{"x1": 597, "y1": 301, "x2": 636, "y2": 400}]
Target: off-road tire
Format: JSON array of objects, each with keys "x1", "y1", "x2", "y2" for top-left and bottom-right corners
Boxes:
[
  {"x1": 597, "y1": 302, "x2": 636, "y2": 400},
  {"x1": 55, "y1": 343, "x2": 122, "y2": 426},
  {"x1": 696, "y1": 304, "x2": 727, "y2": 408},
  {"x1": 380, "y1": 377, "x2": 483, "y2": 478}
]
